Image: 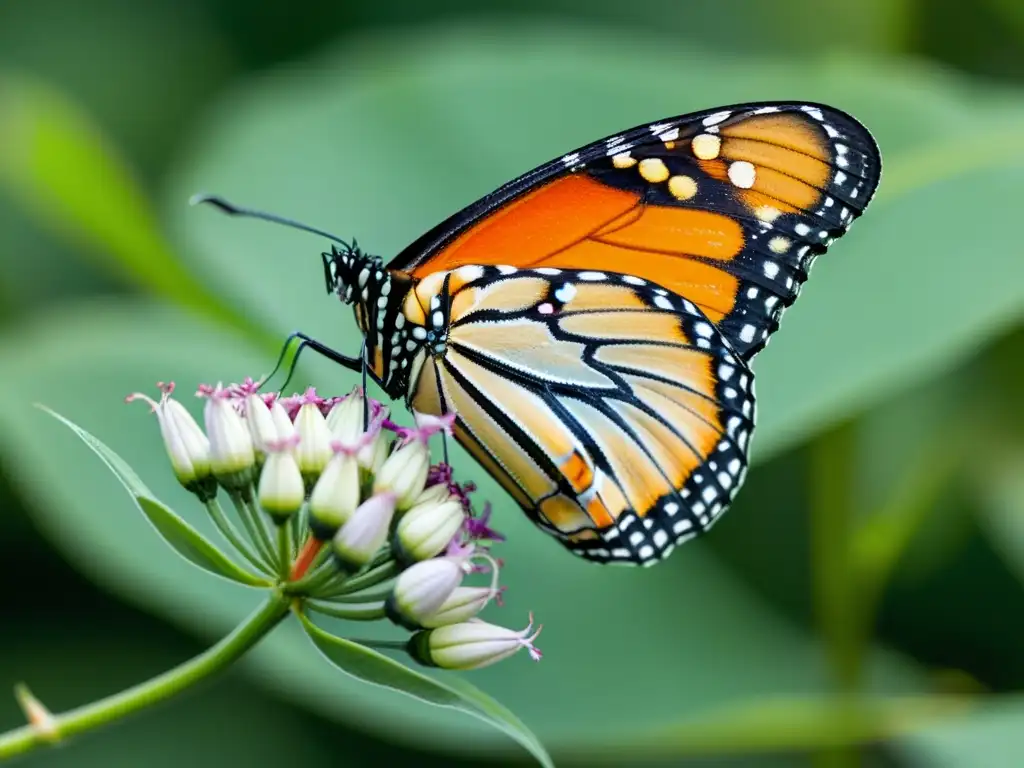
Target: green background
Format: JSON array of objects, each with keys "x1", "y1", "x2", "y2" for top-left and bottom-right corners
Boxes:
[{"x1": 2, "y1": 1, "x2": 1024, "y2": 765}]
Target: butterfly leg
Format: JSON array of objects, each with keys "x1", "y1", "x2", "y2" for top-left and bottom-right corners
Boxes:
[
  {"x1": 263, "y1": 331, "x2": 363, "y2": 394},
  {"x1": 360, "y1": 340, "x2": 369, "y2": 430}
]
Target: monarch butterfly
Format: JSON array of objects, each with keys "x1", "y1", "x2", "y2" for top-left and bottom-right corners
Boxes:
[{"x1": 198, "y1": 101, "x2": 881, "y2": 567}]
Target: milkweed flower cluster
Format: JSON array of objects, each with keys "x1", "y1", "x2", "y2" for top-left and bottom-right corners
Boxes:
[{"x1": 126, "y1": 379, "x2": 542, "y2": 671}]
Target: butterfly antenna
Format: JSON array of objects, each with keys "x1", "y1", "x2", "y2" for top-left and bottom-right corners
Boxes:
[{"x1": 190, "y1": 193, "x2": 353, "y2": 249}]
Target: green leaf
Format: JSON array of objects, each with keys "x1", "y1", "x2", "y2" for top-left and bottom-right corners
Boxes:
[
  {"x1": 0, "y1": 74, "x2": 258, "y2": 338},
  {"x1": 895, "y1": 696, "x2": 1024, "y2": 767},
  {"x1": 298, "y1": 613, "x2": 554, "y2": 768},
  {"x1": 37, "y1": 404, "x2": 268, "y2": 588},
  {"x1": 974, "y1": 451, "x2": 1024, "y2": 586},
  {"x1": 560, "y1": 694, "x2": 971, "y2": 762}
]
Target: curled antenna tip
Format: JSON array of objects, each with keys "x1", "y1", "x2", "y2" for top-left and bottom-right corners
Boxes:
[
  {"x1": 189, "y1": 193, "x2": 239, "y2": 214},
  {"x1": 185, "y1": 194, "x2": 352, "y2": 247}
]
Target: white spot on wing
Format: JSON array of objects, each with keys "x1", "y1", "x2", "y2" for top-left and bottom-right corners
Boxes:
[{"x1": 702, "y1": 111, "x2": 731, "y2": 127}]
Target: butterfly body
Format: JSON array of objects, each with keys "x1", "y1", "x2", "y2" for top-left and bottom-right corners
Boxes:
[{"x1": 318, "y1": 101, "x2": 881, "y2": 566}]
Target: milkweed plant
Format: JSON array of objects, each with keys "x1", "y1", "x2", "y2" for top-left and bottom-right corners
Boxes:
[{"x1": 0, "y1": 380, "x2": 553, "y2": 766}]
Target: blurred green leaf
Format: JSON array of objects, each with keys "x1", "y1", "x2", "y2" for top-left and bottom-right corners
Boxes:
[
  {"x1": 851, "y1": 442, "x2": 961, "y2": 620},
  {"x1": 299, "y1": 613, "x2": 553, "y2": 768},
  {"x1": 0, "y1": 74, "x2": 257, "y2": 338},
  {"x1": 37, "y1": 405, "x2": 268, "y2": 588},
  {"x1": 974, "y1": 451, "x2": 1024, "y2": 586},
  {"x1": 0, "y1": 300, "x2": 928, "y2": 755},
  {"x1": 559, "y1": 694, "x2": 971, "y2": 763},
  {"x1": 895, "y1": 695, "x2": 1024, "y2": 767},
  {"x1": 168, "y1": 21, "x2": 1024, "y2": 465}
]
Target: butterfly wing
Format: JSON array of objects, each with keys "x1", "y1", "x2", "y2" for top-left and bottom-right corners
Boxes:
[
  {"x1": 390, "y1": 101, "x2": 880, "y2": 361},
  {"x1": 406, "y1": 267, "x2": 755, "y2": 565}
]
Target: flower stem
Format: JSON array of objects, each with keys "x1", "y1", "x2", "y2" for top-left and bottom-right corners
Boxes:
[
  {"x1": 319, "y1": 560, "x2": 399, "y2": 598},
  {"x1": 230, "y1": 492, "x2": 275, "y2": 566},
  {"x1": 323, "y1": 584, "x2": 395, "y2": 604},
  {"x1": 276, "y1": 524, "x2": 293, "y2": 581},
  {"x1": 287, "y1": 559, "x2": 340, "y2": 596},
  {"x1": 0, "y1": 595, "x2": 290, "y2": 761},
  {"x1": 204, "y1": 497, "x2": 272, "y2": 574},
  {"x1": 306, "y1": 601, "x2": 387, "y2": 621}
]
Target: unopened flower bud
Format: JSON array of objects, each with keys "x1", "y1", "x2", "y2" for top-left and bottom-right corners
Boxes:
[
  {"x1": 420, "y1": 586, "x2": 499, "y2": 628},
  {"x1": 374, "y1": 441, "x2": 429, "y2": 510},
  {"x1": 413, "y1": 483, "x2": 451, "y2": 507},
  {"x1": 257, "y1": 437, "x2": 304, "y2": 524},
  {"x1": 328, "y1": 391, "x2": 390, "y2": 473},
  {"x1": 308, "y1": 450, "x2": 360, "y2": 539},
  {"x1": 326, "y1": 388, "x2": 364, "y2": 442},
  {"x1": 294, "y1": 396, "x2": 332, "y2": 487},
  {"x1": 393, "y1": 496, "x2": 465, "y2": 563},
  {"x1": 269, "y1": 398, "x2": 297, "y2": 443},
  {"x1": 408, "y1": 613, "x2": 543, "y2": 670},
  {"x1": 333, "y1": 492, "x2": 396, "y2": 571},
  {"x1": 386, "y1": 556, "x2": 466, "y2": 629},
  {"x1": 243, "y1": 393, "x2": 278, "y2": 462},
  {"x1": 127, "y1": 383, "x2": 213, "y2": 498},
  {"x1": 201, "y1": 386, "x2": 255, "y2": 490}
]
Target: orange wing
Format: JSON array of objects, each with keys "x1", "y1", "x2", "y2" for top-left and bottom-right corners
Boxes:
[
  {"x1": 403, "y1": 266, "x2": 755, "y2": 565},
  {"x1": 390, "y1": 102, "x2": 881, "y2": 360}
]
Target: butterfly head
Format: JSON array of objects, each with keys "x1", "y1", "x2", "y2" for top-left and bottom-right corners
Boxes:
[{"x1": 322, "y1": 242, "x2": 385, "y2": 304}]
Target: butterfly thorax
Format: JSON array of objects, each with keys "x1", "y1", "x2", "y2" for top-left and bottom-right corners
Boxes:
[{"x1": 322, "y1": 244, "x2": 423, "y2": 399}]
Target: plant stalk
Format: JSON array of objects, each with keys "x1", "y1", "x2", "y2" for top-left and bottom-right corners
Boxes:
[{"x1": 0, "y1": 595, "x2": 289, "y2": 760}]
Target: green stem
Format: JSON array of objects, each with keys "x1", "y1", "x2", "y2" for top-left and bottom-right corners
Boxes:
[
  {"x1": 205, "y1": 498, "x2": 271, "y2": 574},
  {"x1": 0, "y1": 595, "x2": 290, "y2": 761},
  {"x1": 230, "y1": 492, "x2": 275, "y2": 566},
  {"x1": 306, "y1": 601, "x2": 387, "y2": 621},
  {"x1": 810, "y1": 420, "x2": 861, "y2": 692},
  {"x1": 319, "y1": 560, "x2": 399, "y2": 598},
  {"x1": 276, "y1": 524, "x2": 293, "y2": 581},
  {"x1": 323, "y1": 584, "x2": 395, "y2": 604},
  {"x1": 296, "y1": 562, "x2": 342, "y2": 596},
  {"x1": 810, "y1": 421, "x2": 861, "y2": 768}
]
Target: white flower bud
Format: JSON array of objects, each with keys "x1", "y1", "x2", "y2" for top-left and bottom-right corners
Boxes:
[
  {"x1": 373, "y1": 441, "x2": 429, "y2": 511},
  {"x1": 269, "y1": 398, "x2": 297, "y2": 444},
  {"x1": 420, "y1": 586, "x2": 497, "y2": 628},
  {"x1": 326, "y1": 389, "x2": 364, "y2": 443},
  {"x1": 332, "y1": 492, "x2": 396, "y2": 571},
  {"x1": 257, "y1": 443, "x2": 304, "y2": 524},
  {"x1": 327, "y1": 390, "x2": 390, "y2": 473},
  {"x1": 203, "y1": 390, "x2": 256, "y2": 490},
  {"x1": 408, "y1": 614, "x2": 543, "y2": 670},
  {"x1": 294, "y1": 400, "x2": 332, "y2": 485},
  {"x1": 243, "y1": 393, "x2": 278, "y2": 461},
  {"x1": 413, "y1": 483, "x2": 451, "y2": 507},
  {"x1": 393, "y1": 496, "x2": 465, "y2": 563},
  {"x1": 129, "y1": 385, "x2": 214, "y2": 495},
  {"x1": 386, "y1": 556, "x2": 465, "y2": 629},
  {"x1": 308, "y1": 451, "x2": 360, "y2": 539}
]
